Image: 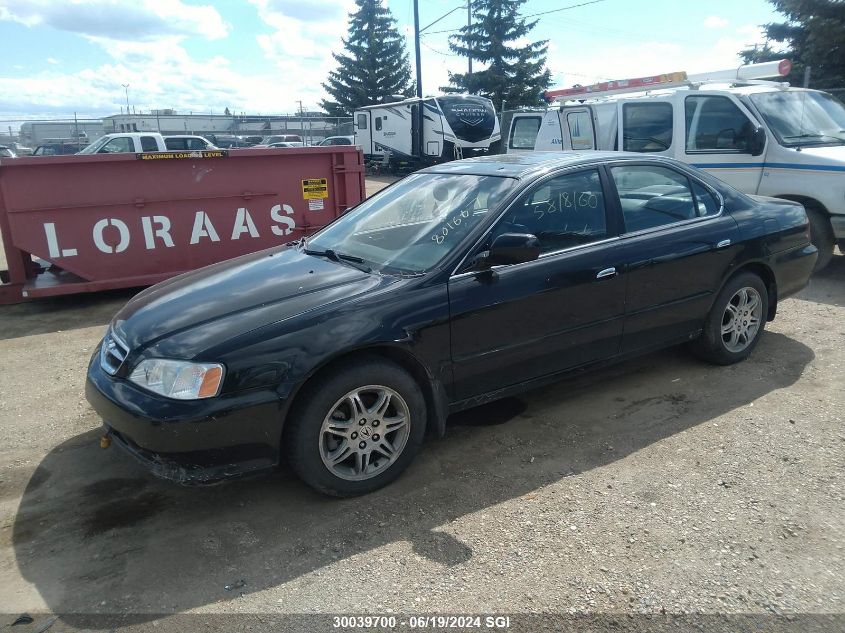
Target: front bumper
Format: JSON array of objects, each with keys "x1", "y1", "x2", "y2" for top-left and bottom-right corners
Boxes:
[{"x1": 85, "y1": 351, "x2": 286, "y2": 484}]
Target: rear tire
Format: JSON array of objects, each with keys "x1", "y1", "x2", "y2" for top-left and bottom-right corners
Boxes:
[
  {"x1": 807, "y1": 207, "x2": 834, "y2": 272},
  {"x1": 690, "y1": 272, "x2": 768, "y2": 365},
  {"x1": 285, "y1": 357, "x2": 426, "y2": 497}
]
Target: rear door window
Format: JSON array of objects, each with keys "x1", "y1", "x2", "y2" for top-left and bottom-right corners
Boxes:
[
  {"x1": 356, "y1": 114, "x2": 367, "y2": 130},
  {"x1": 610, "y1": 164, "x2": 698, "y2": 232},
  {"x1": 140, "y1": 136, "x2": 158, "y2": 152},
  {"x1": 509, "y1": 116, "x2": 542, "y2": 150},
  {"x1": 622, "y1": 102, "x2": 674, "y2": 152}
]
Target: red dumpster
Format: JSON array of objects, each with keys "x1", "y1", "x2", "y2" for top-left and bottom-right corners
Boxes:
[{"x1": 0, "y1": 147, "x2": 365, "y2": 303}]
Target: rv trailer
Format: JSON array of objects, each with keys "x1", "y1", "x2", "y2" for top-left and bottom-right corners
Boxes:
[{"x1": 354, "y1": 94, "x2": 500, "y2": 171}]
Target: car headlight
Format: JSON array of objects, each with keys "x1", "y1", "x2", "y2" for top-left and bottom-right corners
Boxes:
[{"x1": 128, "y1": 359, "x2": 224, "y2": 400}]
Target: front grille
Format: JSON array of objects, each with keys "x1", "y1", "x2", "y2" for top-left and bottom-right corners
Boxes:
[{"x1": 100, "y1": 330, "x2": 129, "y2": 375}]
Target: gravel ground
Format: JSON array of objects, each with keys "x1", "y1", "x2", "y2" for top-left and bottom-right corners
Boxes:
[{"x1": 0, "y1": 202, "x2": 842, "y2": 631}]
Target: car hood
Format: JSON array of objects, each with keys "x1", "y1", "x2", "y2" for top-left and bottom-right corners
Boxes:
[
  {"x1": 112, "y1": 245, "x2": 388, "y2": 356},
  {"x1": 785, "y1": 144, "x2": 845, "y2": 164}
]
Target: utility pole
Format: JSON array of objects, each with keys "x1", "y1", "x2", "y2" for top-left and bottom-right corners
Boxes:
[
  {"x1": 413, "y1": 0, "x2": 423, "y2": 158},
  {"x1": 467, "y1": 1, "x2": 473, "y2": 89},
  {"x1": 121, "y1": 84, "x2": 130, "y2": 114},
  {"x1": 413, "y1": 0, "x2": 422, "y2": 99}
]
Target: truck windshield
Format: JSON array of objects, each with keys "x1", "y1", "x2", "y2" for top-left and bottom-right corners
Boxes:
[
  {"x1": 750, "y1": 91, "x2": 845, "y2": 147},
  {"x1": 305, "y1": 173, "x2": 516, "y2": 274}
]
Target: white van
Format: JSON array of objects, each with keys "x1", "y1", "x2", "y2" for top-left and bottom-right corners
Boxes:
[{"x1": 507, "y1": 61, "x2": 845, "y2": 269}]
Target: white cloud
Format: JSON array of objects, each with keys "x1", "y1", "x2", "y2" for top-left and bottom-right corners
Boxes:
[
  {"x1": 0, "y1": 0, "x2": 229, "y2": 41},
  {"x1": 46, "y1": 57, "x2": 58, "y2": 64},
  {"x1": 249, "y1": 0, "x2": 369, "y2": 108},
  {"x1": 704, "y1": 15, "x2": 729, "y2": 29}
]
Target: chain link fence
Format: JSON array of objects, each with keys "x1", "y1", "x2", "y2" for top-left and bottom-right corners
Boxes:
[{"x1": 0, "y1": 114, "x2": 353, "y2": 149}]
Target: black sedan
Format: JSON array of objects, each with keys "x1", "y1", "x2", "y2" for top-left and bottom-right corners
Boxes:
[{"x1": 86, "y1": 152, "x2": 817, "y2": 496}]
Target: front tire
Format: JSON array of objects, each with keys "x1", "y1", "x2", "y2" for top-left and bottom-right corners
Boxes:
[
  {"x1": 807, "y1": 207, "x2": 834, "y2": 272},
  {"x1": 690, "y1": 272, "x2": 768, "y2": 365},
  {"x1": 285, "y1": 357, "x2": 426, "y2": 497}
]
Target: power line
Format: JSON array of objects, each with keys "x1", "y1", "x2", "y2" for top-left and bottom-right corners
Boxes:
[
  {"x1": 420, "y1": 40, "x2": 454, "y2": 57},
  {"x1": 422, "y1": 0, "x2": 610, "y2": 35},
  {"x1": 523, "y1": 0, "x2": 608, "y2": 19}
]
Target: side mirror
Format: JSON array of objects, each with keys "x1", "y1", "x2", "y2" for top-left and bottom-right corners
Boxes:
[
  {"x1": 749, "y1": 126, "x2": 766, "y2": 156},
  {"x1": 483, "y1": 233, "x2": 541, "y2": 267}
]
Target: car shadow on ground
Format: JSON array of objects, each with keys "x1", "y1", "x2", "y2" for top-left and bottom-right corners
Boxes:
[
  {"x1": 0, "y1": 288, "x2": 139, "y2": 341},
  {"x1": 11, "y1": 332, "x2": 813, "y2": 626}
]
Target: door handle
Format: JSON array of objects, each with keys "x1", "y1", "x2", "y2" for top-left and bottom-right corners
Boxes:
[
  {"x1": 715, "y1": 239, "x2": 731, "y2": 249},
  {"x1": 596, "y1": 267, "x2": 617, "y2": 279}
]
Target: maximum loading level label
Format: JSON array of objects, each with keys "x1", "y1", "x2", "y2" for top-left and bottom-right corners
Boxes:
[{"x1": 302, "y1": 178, "x2": 328, "y2": 199}]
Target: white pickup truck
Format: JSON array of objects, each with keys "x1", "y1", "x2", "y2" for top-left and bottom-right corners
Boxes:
[{"x1": 77, "y1": 133, "x2": 217, "y2": 155}]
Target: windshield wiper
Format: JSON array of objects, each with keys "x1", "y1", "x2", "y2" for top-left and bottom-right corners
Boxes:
[
  {"x1": 783, "y1": 133, "x2": 845, "y2": 145},
  {"x1": 303, "y1": 247, "x2": 371, "y2": 272}
]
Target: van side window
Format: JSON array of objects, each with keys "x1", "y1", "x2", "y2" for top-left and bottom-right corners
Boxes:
[
  {"x1": 509, "y1": 116, "x2": 542, "y2": 150},
  {"x1": 140, "y1": 136, "x2": 158, "y2": 152},
  {"x1": 610, "y1": 164, "x2": 697, "y2": 232},
  {"x1": 357, "y1": 114, "x2": 367, "y2": 130},
  {"x1": 622, "y1": 103, "x2": 673, "y2": 152},
  {"x1": 685, "y1": 95, "x2": 754, "y2": 152}
]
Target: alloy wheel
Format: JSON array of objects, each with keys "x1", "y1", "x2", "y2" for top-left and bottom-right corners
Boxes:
[
  {"x1": 319, "y1": 385, "x2": 411, "y2": 481},
  {"x1": 721, "y1": 287, "x2": 762, "y2": 353}
]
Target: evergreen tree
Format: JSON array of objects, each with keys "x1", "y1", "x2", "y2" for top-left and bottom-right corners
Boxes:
[
  {"x1": 740, "y1": 0, "x2": 845, "y2": 87},
  {"x1": 445, "y1": 0, "x2": 551, "y2": 110},
  {"x1": 321, "y1": 0, "x2": 414, "y2": 115}
]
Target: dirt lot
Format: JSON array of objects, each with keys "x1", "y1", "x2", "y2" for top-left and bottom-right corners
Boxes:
[{"x1": 0, "y1": 202, "x2": 842, "y2": 630}]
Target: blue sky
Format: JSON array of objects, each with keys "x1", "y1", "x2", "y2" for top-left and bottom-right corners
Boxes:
[{"x1": 0, "y1": 0, "x2": 783, "y2": 122}]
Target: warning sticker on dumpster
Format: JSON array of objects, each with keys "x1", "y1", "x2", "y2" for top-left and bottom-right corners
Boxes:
[
  {"x1": 137, "y1": 150, "x2": 228, "y2": 160},
  {"x1": 302, "y1": 178, "x2": 328, "y2": 200}
]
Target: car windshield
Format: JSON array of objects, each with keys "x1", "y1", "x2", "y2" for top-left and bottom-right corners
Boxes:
[
  {"x1": 305, "y1": 173, "x2": 516, "y2": 273},
  {"x1": 750, "y1": 90, "x2": 845, "y2": 146}
]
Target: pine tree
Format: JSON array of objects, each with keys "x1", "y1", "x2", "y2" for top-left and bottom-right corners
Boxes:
[
  {"x1": 446, "y1": 0, "x2": 551, "y2": 110},
  {"x1": 740, "y1": 0, "x2": 845, "y2": 87},
  {"x1": 321, "y1": 0, "x2": 414, "y2": 116}
]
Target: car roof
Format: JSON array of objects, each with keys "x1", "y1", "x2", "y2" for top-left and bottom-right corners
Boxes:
[{"x1": 420, "y1": 151, "x2": 677, "y2": 178}]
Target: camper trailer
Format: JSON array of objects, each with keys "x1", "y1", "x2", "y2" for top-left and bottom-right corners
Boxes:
[
  {"x1": 354, "y1": 94, "x2": 500, "y2": 170},
  {"x1": 505, "y1": 60, "x2": 845, "y2": 271}
]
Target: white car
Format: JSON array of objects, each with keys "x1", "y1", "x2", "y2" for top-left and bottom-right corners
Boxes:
[{"x1": 317, "y1": 135, "x2": 355, "y2": 146}]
